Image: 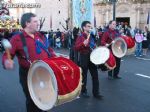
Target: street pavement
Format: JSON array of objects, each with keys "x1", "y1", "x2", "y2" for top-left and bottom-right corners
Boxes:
[{"x1": 0, "y1": 49, "x2": 150, "y2": 112}]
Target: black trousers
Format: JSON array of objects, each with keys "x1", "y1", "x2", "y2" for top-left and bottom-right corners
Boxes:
[
  {"x1": 79, "y1": 53, "x2": 99, "y2": 95},
  {"x1": 19, "y1": 67, "x2": 46, "y2": 112},
  {"x1": 108, "y1": 56, "x2": 121, "y2": 77}
]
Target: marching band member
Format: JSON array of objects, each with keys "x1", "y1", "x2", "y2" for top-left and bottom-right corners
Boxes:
[
  {"x1": 2, "y1": 13, "x2": 56, "y2": 112},
  {"x1": 74, "y1": 21, "x2": 103, "y2": 99},
  {"x1": 101, "y1": 20, "x2": 121, "y2": 79}
]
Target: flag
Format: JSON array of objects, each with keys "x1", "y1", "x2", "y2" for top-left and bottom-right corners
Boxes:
[
  {"x1": 72, "y1": 0, "x2": 93, "y2": 27},
  {"x1": 147, "y1": 11, "x2": 150, "y2": 25}
]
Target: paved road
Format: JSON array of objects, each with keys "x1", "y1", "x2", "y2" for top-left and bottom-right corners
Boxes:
[{"x1": 0, "y1": 49, "x2": 150, "y2": 112}]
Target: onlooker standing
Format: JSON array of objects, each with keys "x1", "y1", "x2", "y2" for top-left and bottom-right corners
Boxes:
[
  {"x1": 135, "y1": 30, "x2": 144, "y2": 57},
  {"x1": 142, "y1": 26, "x2": 150, "y2": 55}
]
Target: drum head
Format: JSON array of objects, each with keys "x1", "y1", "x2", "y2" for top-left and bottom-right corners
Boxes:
[
  {"x1": 90, "y1": 46, "x2": 110, "y2": 65},
  {"x1": 112, "y1": 38, "x2": 127, "y2": 58},
  {"x1": 28, "y1": 60, "x2": 58, "y2": 111}
]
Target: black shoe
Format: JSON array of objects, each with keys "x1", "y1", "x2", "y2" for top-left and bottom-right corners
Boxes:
[
  {"x1": 93, "y1": 94, "x2": 103, "y2": 99},
  {"x1": 113, "y1": 75, "x2": 121, "y2": 79},
  {"x1": 81, "y1": 92, "x2": 90, "y2": 98}
]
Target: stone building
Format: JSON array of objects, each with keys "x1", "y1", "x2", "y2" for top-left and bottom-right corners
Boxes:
[
  {"x1": 2, "y1": 0, "x2": 150, "y2": 31},
  {"x1": 1, "y1": 0, "x2": 71, "y2": 31},
  {"x1": 35, "y1": 0, "x2": 71, "y2": 31},
  {"x1": 94, "y1": 0, "x2": 150, "y2": 29}
]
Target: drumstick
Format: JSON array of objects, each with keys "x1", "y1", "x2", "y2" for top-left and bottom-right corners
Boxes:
[
  {"x1": 87, "y1": 33, "x2": 90, "y2": 40},
  {"x1": 1, "y1": 39, "x2": 12, "y2": 60},
  {"x1": 5, "y1": 48, "x2": 11, "y2": 60},
  {"x1": 83, "y1": 33, "x2": 91, "y2": 47},
  {"x1": 106, "y1": 40, "x2": 115, "y2": 47}
]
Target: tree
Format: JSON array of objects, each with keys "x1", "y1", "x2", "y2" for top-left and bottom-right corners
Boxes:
[
  {"x1": 39, "y1": 17, "x2": 45, "y2": 31},
  {"x1": 60, "y1": 18, "x2": 70, "y2": 31}
]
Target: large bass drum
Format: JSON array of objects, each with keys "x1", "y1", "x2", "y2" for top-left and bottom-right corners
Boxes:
[{"x1": 27, "y1": 57, "x2": 82, "y2": 111}]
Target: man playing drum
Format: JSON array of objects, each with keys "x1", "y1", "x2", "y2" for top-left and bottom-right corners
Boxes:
[
  {"x1": 2, "y1": 13, "x2": 56, "y2": 112},
  {"x1": 101, "y1": 20, "x2": 121, "y2": 79},
  {"x1": 74, "y1": 21, "x2": 103, "y2": 99}
]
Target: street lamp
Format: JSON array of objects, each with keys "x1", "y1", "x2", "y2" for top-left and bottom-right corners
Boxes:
[{"x1": 109, "y1": 0, "x2": 117, "y2": 20}]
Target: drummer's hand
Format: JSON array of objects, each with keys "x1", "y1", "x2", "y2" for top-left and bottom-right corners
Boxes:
[
  {"x1": 4, "y1": 59, "x2": 14, "y2": 70},
  {"x1": 83, "y1": 39, "x2": 89, "y2": 46},
  {"x1": 105, "y1": 44, "x2": 109, "y2": 47},
  {"x1": 112, "y1": 40, "x2": 115, "y2": 44}
]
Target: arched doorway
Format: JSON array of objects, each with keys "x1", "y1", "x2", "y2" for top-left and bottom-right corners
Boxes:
[{"x1": 116, "y1": 3, "x2": 132, "y2": 26}]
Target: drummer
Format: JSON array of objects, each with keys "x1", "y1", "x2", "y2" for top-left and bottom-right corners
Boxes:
[
  {"x1": 101, "y1": 20, "x2": 121, "y2": 79},
  {"x1": 74, "y1": 21, "x2": 103, "y2": 99},
  {"x1": 2, "y1": 13, "x2": 56, "y2": 112}
]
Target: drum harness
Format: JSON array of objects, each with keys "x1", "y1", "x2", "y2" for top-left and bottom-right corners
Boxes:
[
  {"x1": 18, "y1": 33, "x2": 51, "y2": 65},
  {"x1": 108, "y1": 29, "x2": 120, "y2": 46}
]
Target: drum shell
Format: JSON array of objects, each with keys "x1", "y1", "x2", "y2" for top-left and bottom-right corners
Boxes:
[
  {"x1": 121, "y1": 35, "x2": 135, "y2": 49},
  {"x1": 98, "y1": 50, "x2": 116, "y2": 71},
  {"x1": 28, "y1": 57, "x2": 82, "y2": 111},
  {"x1": 121, "y1": 35, "x2": 136, "y2": 54},
  {"x1": 105, "y1": 51, "x2": 116, "y2": 70}
]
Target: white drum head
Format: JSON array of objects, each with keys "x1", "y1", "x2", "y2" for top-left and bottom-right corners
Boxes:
[
  {"x1": 112, "y1": 38, "x2": 127, "y2": 58},
  {"x1": 90, "y1": 46, "x2": 110, "y2": 65},
  {"x1": 28, "y1": 60, "x2": 58, "y2": 111}
]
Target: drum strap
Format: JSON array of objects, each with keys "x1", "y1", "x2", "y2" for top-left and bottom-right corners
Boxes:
[
  {"x1": 19, "y1": 33, "x2": 51, "y2": 63},
  {"x1": 108, "y1": 29, "x2": 120, "y2": 40},
  {"x1": 20, "y1": 33, "x2": 31, "y2": 64}
]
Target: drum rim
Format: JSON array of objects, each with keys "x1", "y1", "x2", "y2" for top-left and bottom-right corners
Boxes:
[
  {"x1": 112, "y1": 38, "x2": 127, "y2": 58},
  {"x1": 90, "y1": 46, "x2": 110, "y2": 65},
  {"x1": 28, "y1": 60, "x2": 58, "y2": 111}
]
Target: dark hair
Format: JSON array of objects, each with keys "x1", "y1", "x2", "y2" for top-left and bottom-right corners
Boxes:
[
  {"x1": 81, "y1": 21, "x2": 91, "y2": 31},
  {"x1": 139, "y1": 30, "x2": 142, "y2": 34},
  {"x1": 109, "y1": 20, "x2": 116, "y2": 25},
  {"x1": 21, "y1": 13, "x2": 36, "y2": 28},
  {"x1": 73, "y1": 27, "x2": 80, "y2": 41},
  {"x1": 126, "y1": 29, "x2": 131, "y2": 36}
]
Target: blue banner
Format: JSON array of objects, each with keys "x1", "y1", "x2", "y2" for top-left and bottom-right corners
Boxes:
[{"x1": 72, "y1": 0, "x2": 93, "y2": 28}]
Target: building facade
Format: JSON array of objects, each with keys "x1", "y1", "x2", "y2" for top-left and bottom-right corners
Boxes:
[
  {"x1": 1, "y1": 0, "x2": 71, "y2": 31},
  {"x1": 2, "y1": 0, "x2": 150, "y2": 31},
  {"x1": 94, "y1": 0, "x2": 150, "y2": 29},
  {"x1": 35, "y1": 0, "x2": 71, "y2": 31}
]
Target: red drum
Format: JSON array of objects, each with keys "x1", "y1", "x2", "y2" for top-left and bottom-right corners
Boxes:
[
  {"x1": 90, "y1": 46, "x2": 110, "y2": 65},
  {"x1": 105, "y1": 51, "x2": 116, "y2": 70},
  {"x1": 121, "y1": 35, "x2": 136, "y2": 55},
  {"x1": 28, "y1": 57, "x2": 82, "y2": 111},
  {"x1": 90, "y1": 46, "x2": 116, "y2": 71}
]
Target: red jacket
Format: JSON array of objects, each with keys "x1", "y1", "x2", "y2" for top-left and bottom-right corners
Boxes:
[
  {"x1": 74, "y1": 32, "x2": 91, "y2": 54},
  {"x1": 2, "y1": 30, "x2": 56, "y2": 69},
  {"x1": 101, "y1": 29, "x2": 118, "y2": 46}
]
